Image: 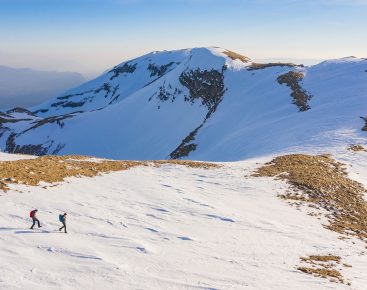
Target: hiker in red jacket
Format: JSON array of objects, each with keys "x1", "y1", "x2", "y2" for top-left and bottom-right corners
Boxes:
[{"x1": 30, "y1": 209, "x2": 42, "y2": 229}]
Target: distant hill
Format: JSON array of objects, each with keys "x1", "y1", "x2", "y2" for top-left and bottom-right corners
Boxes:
[{"x1": 0, "y1": 66, "x2": 85, "y2": 109}]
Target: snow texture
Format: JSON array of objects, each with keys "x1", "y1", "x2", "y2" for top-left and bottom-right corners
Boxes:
[{"x1": 0, "y1": 150, "x2": 367, "y2": 289}]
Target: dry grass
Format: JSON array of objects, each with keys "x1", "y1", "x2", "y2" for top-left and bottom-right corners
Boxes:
[
  {"x1": 298, "y1": 255, "x2": 344, "y2": 283},
  {"x1": 223, "y1": 50, "x2": 250, "y2": 63},
  {"x1": 348, "y1": 144, "x2": 367, "y2": 152},
  {"x1": 301, "y1": 255, "x2": 341, "y2": 263},
  {"x1": 253, "y1": 154, "x2": 367, "y2": 241},
  {"x1": 0, "y1": 155, "x2": 220, "y2": 192},
  {"x1": 247, "y1": 62, "x2": 298, "y2": 71}
]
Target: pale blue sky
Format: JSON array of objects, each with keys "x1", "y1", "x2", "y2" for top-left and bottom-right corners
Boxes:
[{"x1": 1, "y1": 0, "x2": 366, "y2": 78}]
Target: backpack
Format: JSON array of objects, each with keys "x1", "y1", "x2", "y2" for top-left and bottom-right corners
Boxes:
[
  {"x1": 30, "y1": 210, "x2": 35, "y2": 218},
  {"x1": 59, "y1": 214, "x2": 63, "y2": 222}
]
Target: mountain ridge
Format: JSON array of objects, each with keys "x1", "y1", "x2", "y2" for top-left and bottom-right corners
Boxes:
[
  {"x1": 0, "y1": 65, "x2": 85, "y2": 109},
  {"x1": 0, "y1": 47, "x2": 366, "y2": 161}
]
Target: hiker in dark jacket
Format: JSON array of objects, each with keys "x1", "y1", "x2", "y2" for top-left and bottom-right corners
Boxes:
[
  {"x1": 30, "y1": 209, "x2": 42, "y2": 229},
  {"x1": 59, "y1": 213, "x2": 67, "y2": 233}
]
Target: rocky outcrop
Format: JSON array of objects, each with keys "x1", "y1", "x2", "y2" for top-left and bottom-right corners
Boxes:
[
  {"x1": 3, "y1": 112, "x2": 79, "y2": 155},
  {"x1": 148, "y1": 62, "x2": 175, "y2": 77},
  {"x1": 109, "y1": 62, "x2": 137, "y2": 80},
  {"x1": 179, "y1": 68, "x2": 225, "y2": 110},
  {"x1": 49, "y1": 82, "x2": 119, "y2": 110},
  {"x1": 361, "y1": 117, "x2": 367, "y2": 131},
  {"x1": 6, "y1": 107, "x2": 36, "y2": 116},
  {"x1": 277, "y1": 71, "x2": 312, "y2": 112},
  {"x1": 6, "y1": 133, "x2": 48, "y2": 156},
  {"x1": 169, "y1": 68, "x2": 226, "y2": 159},
  {"x1": 22, "y1": 114, "x2": 76, "y2": 133}
]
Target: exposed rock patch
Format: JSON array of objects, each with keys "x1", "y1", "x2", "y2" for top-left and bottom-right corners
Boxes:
[
  {"x1": 0, "y1": 116, "x2": 32, "y2": 125},
  {"x1": 4, "y1": 113, "x2": 79, "y2": 156},
  {"x1": 6, "y1": 133, "x2": 49, "y2": 156},
  {"x1": 24, "y1": 113, "x2": 77, "y2": 133},
  {"x1": 179, "y1": 68, "x2": 225, "y2": 110},
  {"x1": 170, "y1": 68, "x2": 226, "y2": 159},
  {"x1": 148, "y1": 62, "x2": 175, "y2": 77},
  {"x1": 277, "y1": 71, "x2": 312, "y2": 111},
  {"x1": 49, "y1": 82, "x2": 119, "y2": 110},
  {"x1": 170, "y1": 99, "x2": 222, "y2": 159},
  {"x1": 361, "y1": 116, "x2": 367, "y2": 131},
  {"x1": 6, "y1": 108, "x2": 35, "y2": 116},
  {"x1": 33, "y1": 109, "x2": 49, "y2": 114},
  {"x1": 170, "y1": 126, "x2": 200, "y2": 159},
  {"x1": 151, "y1": 82, "x2": 183, "y2": 103},
  {"x1": 109, "y1": 62, "x2": 137, "y2": 80},
  {"x1": 0, "y1": 155, "x2": 220, "y2": 192},
  {"x1": 348, "y1": 144, "x2": 367, "y2": 152}
]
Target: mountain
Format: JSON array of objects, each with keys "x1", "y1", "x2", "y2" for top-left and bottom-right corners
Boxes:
[
  {"x1": 0, "y1": 48, "x2": 366, "y2": 160},
  {"x1": 0, "y1": 65, "x2": 85, "y2": 109}
]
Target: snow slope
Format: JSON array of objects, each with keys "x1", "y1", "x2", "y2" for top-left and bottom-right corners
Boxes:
[
  {"x1": 1, "y1": 48, "x2": 365, "y2": 161},
  {"x1": 1, "y1": 151, "x2": 367, "y2": 290}
]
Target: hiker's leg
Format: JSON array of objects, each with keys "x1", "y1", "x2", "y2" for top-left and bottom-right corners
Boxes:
[
  {"x1": 30, "y1": 219, "x2": 35, "y2": 229},
  {"x1": 36, "y1": 218, "x2": 41, "y2": 227},
  {"x1": 64, "y1": 222, "x2": 67, "y2": 233}
]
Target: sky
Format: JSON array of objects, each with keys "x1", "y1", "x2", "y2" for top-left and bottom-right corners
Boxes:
[{"x1": 0, "y1": 0, "x2": 366, "y2": 78}]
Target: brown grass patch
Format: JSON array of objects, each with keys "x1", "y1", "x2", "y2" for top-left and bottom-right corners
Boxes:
[
  {"x1": 0, "y1": 155, "x2": 220, "y2": 191},
  {"x1": 301, "y1": 255, "x2": 341, "y2": 263},
  {"x1": 298, "y1": 255, "x2": 344, "y2": 283},
  {"x1": 348, "y1": 144, "x2": 367, "y2": 152},
  {"x1": 223, "y1": 50, "x2": 250, "y2": 63},
  {"x1": 247, "y1": 62, "x2": 298, "y2": 71},
  {"x1": 253, "y1": 154, "x2": 367, "y2": 241}
]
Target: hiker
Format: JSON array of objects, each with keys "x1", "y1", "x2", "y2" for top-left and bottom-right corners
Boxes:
[
  {"x1": 30, "y1": 209, "x2": 41, "y2": 229},
  {"x1": 59, "y1": 213, "x2": 67, "y2": 233}
]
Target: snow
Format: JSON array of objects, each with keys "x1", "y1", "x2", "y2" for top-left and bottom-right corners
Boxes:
[
  {"x1": 1, "y1": 47, "x2": 366, "y2": 289},
  {"x1": 0, "y1": 152, "x2": 367, "y2": 289},
  {"x1": 2, "y1": 47, "x2": 366, "y2": 161},
  {"x1": 0, "y1": 151, "x2": 36, "y2": 161}
]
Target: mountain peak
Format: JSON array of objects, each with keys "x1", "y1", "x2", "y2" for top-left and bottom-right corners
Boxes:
[{"x1": 0, "y1": 47, "x2": 366, "y2": 160}]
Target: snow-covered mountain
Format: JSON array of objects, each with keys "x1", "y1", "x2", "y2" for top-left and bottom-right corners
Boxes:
[{"x1": 0, "y1": 47, "x2": 366, "y2": 160}]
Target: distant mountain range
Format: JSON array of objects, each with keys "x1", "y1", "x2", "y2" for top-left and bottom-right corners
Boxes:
[
  {"x1": 0, "y1": 65, "x2": 85, "y2": 109},
  {"x1": 0, "y1": 47, "x2": 366, "y2": 161}
]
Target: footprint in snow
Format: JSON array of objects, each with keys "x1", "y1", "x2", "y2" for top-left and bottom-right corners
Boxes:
[
  {"x1": 184, "y1": 198, "x2": 211, "y2": 208},
  {"x1": 146, "y1": 227, "x2": 159, "y2": 233},
  {"x1": 206, "y1": 214, "x2": 235, "y2": 223},
  {"x1": 152, "y1": 208, "x2": 169, "y2": 213},
  {"x1": 146, "y1": 213, "x2": 164, "y2": 220},
  {"x1": 136, "y1": 247, "x2": 147, "y2": 253},
  {"x1": 177, "y1": 236, "x2": 192, "y2": 241}
]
